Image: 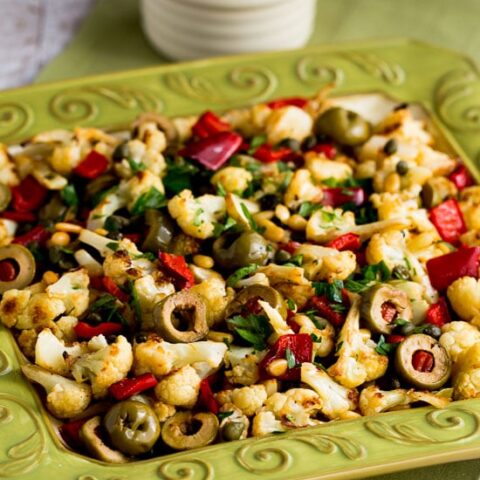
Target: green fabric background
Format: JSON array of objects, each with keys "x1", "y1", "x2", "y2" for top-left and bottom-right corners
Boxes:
[{"x1": 35, "y1": 1, "x2": 480, "y2": 478}]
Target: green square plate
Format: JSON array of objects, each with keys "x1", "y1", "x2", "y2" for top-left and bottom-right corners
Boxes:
[{"x1": 1, "y1": 38, "x2": 480, "y2": 480}]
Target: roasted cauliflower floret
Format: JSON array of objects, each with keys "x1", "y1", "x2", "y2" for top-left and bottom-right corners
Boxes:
[
  {"x1": 447, "y1": 276, "x2": 480, "y2": 324},
  {"x1": 306, "y1": 207, "x2": 355, "y2": 243},
  {"x1": 0, "y1": 144, "x2": 19, "y2": 186},
  {"x1": 190, "y1": 277, "x2": 231, "y2": 326},
  {"x1": 440, "y1": 321, "x2": 480, "y2": 362},
  {"x1": 87, "y1": 189, "x2": 127, "y2": 230},
  {"x1": 134, "y1": 338, "x2": 227, "y2": 377},
  {"x1": 72, "y1": 335, "x2": 133, "y2": 398},
  {"x1": 154, "y1": 365, "x2": 201, "y2": 407},
  {"x1": 152, "y1": 401, "x2": 176, "y2": 423},
  {"x1": 294, "y1": 314, "x2": 335, "y2": 357},
  {"x1": 460, "y1": 186, "x2": 480, "y2": 231},
  {"x1": 264, "y1": 388, "x2": 323, "y2": 427},
  {"x1": 211, "y1": 166, "x2": 253, "y2": 194},
  {"x1": 218, "y1": 404, "x2": 250, "y2": 440},
  {"x1": 265, "y1": 106, "x2": 313, "y2": 145},
  {"x1": 125, "y1": 170, "x2": 165, "y2": 211},
  {"x1": 35, "y1": 328, "x2": 87, "y2": 376},
  {"x1": 216, "y1": 384, "x2": 267, "y2": 417},
  {"x1": 0, "y1": 218, "x2": 17, "y2": 247},
  {"x1": 22, "y1": 364, "x2": 91, "y2": 419},
  {"x1": 296, "y1": 243, "x2": 356, "y2": 282},
  {"x1": 224, "y1": 346, "x2": 262, "y2": 386},
  {"x1": 45, "y1": 269, "x2": 90, "y2": 317},
  {"x1": 327, "y1": 296, "x2": 388, "y2": 388},
  {"x1": 452, "y1": 343, "x2": 480, "y2": 400},
  {"x1": 365, "y1": 229, "x2": 407, "y2": 271},
  {"x1": 284, "y1": 169, "x2": 323, "y2": 210},
  {"x1": 305, "y1": 152, "x2": 353, "y2": 182},
  {"x1": 168, "y1": 189, "x2": 226, "y2": 239},
  {"x1": 251, "y1": 411, "x2": 288, "y2": 436},
  {"x1": 301, "y1": 362, "x2": 358, "y2": 420},
  {"x1": 359, "y1": 385, "x2": 410, "y2": 416}
]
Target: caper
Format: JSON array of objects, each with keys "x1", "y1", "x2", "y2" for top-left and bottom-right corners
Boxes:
[
  {"x1": 278, "y1": 138, "x2": 301, "y2": 152},
  {"x1": 396, "y1": 160, "x2": 409, "y2": 176},
  {"x1": 315, "y1": 107, "x2": 372, "y2": 146},
  {"x1": 399, "y1": 322, "x2": 415, "y2": 336},
  {"x1": 221, "y1": 421, "x2": 245, "y2": 442},
  {"x1": 383, "y1": 139, "x2": 398, "y2": 156},
  {"x1": 302, "y1": 135, "x2": 317, "y2": 150},
  {"x1": 423, "y1": 324, "x2": 442, "y2": 339},
  {"x1": 135, "y1": 333, "x2": 148, "y2": 343},
  {"x1": 274, "y1": 249, "x2": 291, "y2": 264},
  {"x1": 112, "y1": 142, "x2": 129, "y2": 161},
  {"x1": 260, "y1": 194, "x2": 280, "y2": 211},
  {"x1": 392, "y1": 264, "x2": 410, "y2": 280}
]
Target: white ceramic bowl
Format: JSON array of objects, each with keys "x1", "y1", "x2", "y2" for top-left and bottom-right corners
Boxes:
[{"x1": 140, "y1": 0, "x2": 316, "y2": 60}]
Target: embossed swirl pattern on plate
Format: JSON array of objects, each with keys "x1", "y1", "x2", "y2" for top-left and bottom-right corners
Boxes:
[
  {"x1": 49, "y1": 85, "x2": 163, "y2": 123},
  {"x1": 0, "y1": 393, "x2": 46, "y2": 478},
  {"x1": 235, "y1": 428, "x2": 365, "y2": 474},
  {"x1": 365, "y1": 407, "x2": 480, "y2": 445},
  {"x1": 0, "y1": 349, "x2": 11, "y2": 376},
  {"x1": 435, "y1": 67, "x2": 480, "y2": 132},
  {"x1": 163, "y1": 66, "x2": 277, "y2": 106},
  {"x1": 0, "y1": 102, "x2": 33, "y2": 141},
  {"x1": 342, "y1": 51, "x2": 406, "y2": 85},
  {"x1": 157, "y1": 458, "x2": 214, "y2": 480},
  {"x1": 296, "y1": 56, "x2": 344, "y2": 86}
]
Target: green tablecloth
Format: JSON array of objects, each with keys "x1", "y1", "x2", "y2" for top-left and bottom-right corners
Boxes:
[{"x1": 35, "y1": 1, "x2": 480, "y2": 478}]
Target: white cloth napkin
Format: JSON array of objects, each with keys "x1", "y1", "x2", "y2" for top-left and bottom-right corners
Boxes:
[{"x1": 0, "y1": 0, "x2": 96, "y2": 89}]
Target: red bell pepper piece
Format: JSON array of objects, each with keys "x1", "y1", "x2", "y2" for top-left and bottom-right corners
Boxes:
[
  {"x1": 309, "y1": 295, "x2": 346, "y2": 327},
  {"x1": 102, "y1": 276, "x2": 129, "y2": 302},
  {"x1": 59, "y1": 418, "x2": 87, "y2": 449},
  {"x1": 323, "y1": 187, "x2": 365, "y2": 207},
  {"x1": 310, "y1": 143, "x2": 337, "y2": 159},
  {"x1": 192, "y1": 111, "x2": 231, "y2": 138},
  {"x1": 74, "y1": 321, "x2": 123, "y2": 339},
  {"x1": 109, "y1": 373, "x2": 158, "y2": 400},
  {"x1": 266, "y1": 97, "x2": 308, "y2": 109},
  {"x1": 326, "y1": 232, "x2": 361, "y2": 251},
  {"x1": 180, "y1": 131, "x2": 242, "y2": 171},
  {"x1": 260, "y1": 333, "x2": 313, "y2": 381},
  {"x1": 426, "y1": 246, "x2": 480, "y2": 291},
  {"x1": 449, "y1": 164, "x2": 474, "y2": 191},
  {"x1": 412, "y1": 350, "x2": 434, "y2": 372},
  {"x1": 278, "y1": 241, "x2": 301, "y2": 254},
  {"x1": 253, "y1": 144, "x2": 292, "y2": 163},
  {"x1": 197, "y1": 378, "x2": 219, "y2": 414},
  {"x1": 355, "y1": 249, "x2": 367, "y2": 267},
  {"x1": 73, "y1": 150, "x2": 109, "y2": 179},
  {"x1": 0, "y1": 260, "x2": 17, "y2": 282},
  {"x1": 159, "y1": 252, "x2": 195, "y2": 290},
  {"x1": 1, "y1": 211, "x2": 37, "y2": 223},
  {"x1": 429, "y1": 198, "x2": 466, "y2": 244},
  {"x1": 286, "y1": 309, "x2": 301, "y2": 333},
  {"x1": 381, "y1": 302, "x2": 398, "y2": 324},
  {"x1": 13, "y1": 225, "x2": 50, "y2": 246},
  {"x1": 425, "y1": 297, "x2": 451, "y2": 327},
  {"x1": 386, "y1": 335, "x2": 405, "y2": 344},
  {"x1": 11, "y1": 175, "x2": 47, "y2": 212}
]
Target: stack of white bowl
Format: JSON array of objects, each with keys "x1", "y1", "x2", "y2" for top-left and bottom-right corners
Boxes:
[{"x1": 140, "y1": 0, "x2": 316, "y2": 60}]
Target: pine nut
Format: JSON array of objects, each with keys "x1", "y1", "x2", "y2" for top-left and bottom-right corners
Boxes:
[
  {"x1": 266, "y1": 358, "x2": 288, "y2": 377},
  {"x1": 55, "y1": 222, "x2": 82, "y2": 234},
  {"x1": 49, "y1": 231, "x2": 71, "y2": 247},
  {"x1": 193, "y1": 254, "x2": 214, "y2": 269}
]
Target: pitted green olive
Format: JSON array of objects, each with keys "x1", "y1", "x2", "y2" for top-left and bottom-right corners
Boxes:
[
  {"x1": 79, "y1": 416, "x2": 128, "y2": 463},
  {"x1": 361, "y1": 284, "x2": 412, "y2": 334},
  {"x1": 153, "y1": 291, "x2": 208, "y2": 343},
  {"x1": 315, "y1": 107, "x2": 372, "y2": 146},
  {"x1": 161, "y1": 411, "x2": 219, "y2": 450},
  {"x1": 0, "y1": 244, "x2": 36, "y2": 293},
  {"x1": 394, "y1": 334, "x2": 451, "y2": 390},
  {"x1": 226, "y1": 285, "x2": 287, "y2": 320},
  {"x1": 103, "y1": 400, "x2": 161, "y2": 456},
  {"x1": 213, "y1": 232, "x2": 269, "y2": 269},
  {"x1": 142, "y1": 209, "x2": 175, "y2": 252}
]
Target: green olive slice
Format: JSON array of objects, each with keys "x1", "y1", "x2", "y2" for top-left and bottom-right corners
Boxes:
[
  {"x1": 315, "y1": 107, "x2": 372, "y2": 146},
  {"x1": 421, "y1": 177, "x2": 457, "y2": 208},
  {"x1": 361, "y1": 284, "x2": 412, "y2": 334},
  {"x1": 394, "y1": 334, "x2": 451, "y2": 390},
  {"x1": 0, "y1": 244, "x2": 36, "y2": 293},
  {"x1": 79, "y1": 416, "x2": 128, "y2": 463},
  {"x1": 0, "y1": 184, "x2": 11, "y2": 212},
  {"x1": 213, "y1": 232, "x2": 269, "y2": 270},
  {"x1": 153, "y1": 291, "x2": 208, "y2": 343},
  {"x1": 161, "y1": 412, "x2": 219, "y2": 450},
  {"x1": 226, "y1": 285, "x2": 287, "y2": 320},
  {"x1": 103, "y1": 400, "x2": 161, "y2": 456}
]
